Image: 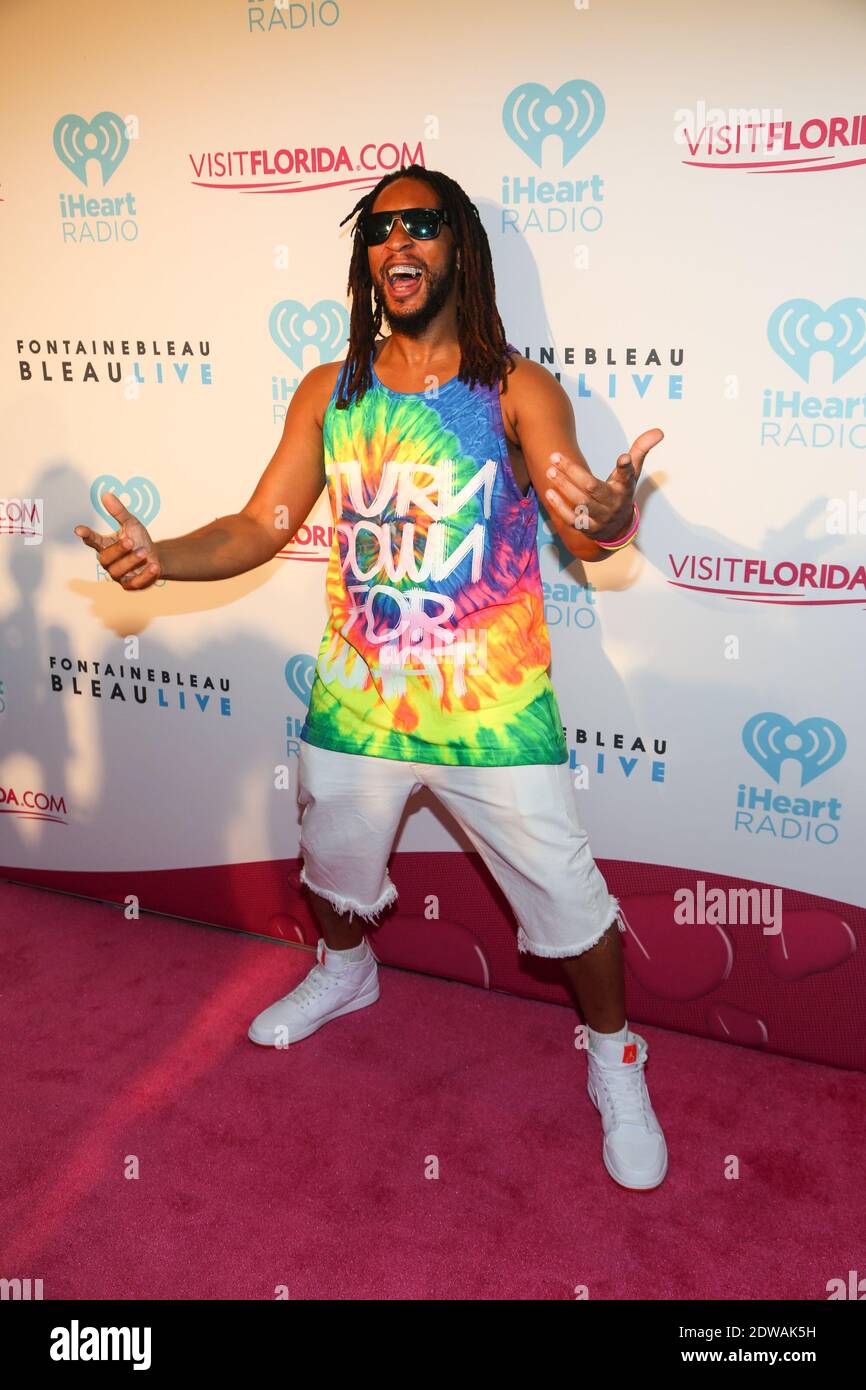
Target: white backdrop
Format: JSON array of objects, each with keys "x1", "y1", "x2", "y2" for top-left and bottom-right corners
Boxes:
[{"x1": 2, "y1": 0, "x2": 865, "y2": 912}]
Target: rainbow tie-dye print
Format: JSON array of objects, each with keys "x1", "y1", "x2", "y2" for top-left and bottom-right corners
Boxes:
[{"x1": 300, "y1": 343, "x2": 568, "y2": 766}]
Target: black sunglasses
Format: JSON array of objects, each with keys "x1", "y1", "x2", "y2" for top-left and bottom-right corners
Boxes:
[{"x1": 359, "y1": 206, "x2": 453, "y2": 246}]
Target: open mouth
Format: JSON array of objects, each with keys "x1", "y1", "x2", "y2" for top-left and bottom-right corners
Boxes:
[{"x1": 385, "y1": 263, "x2": 424, "y2": 299}]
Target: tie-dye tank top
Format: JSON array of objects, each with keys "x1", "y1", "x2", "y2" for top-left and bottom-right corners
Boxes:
[{"x1": 299, "y1": 342, "x2": 568, "y2": 767}]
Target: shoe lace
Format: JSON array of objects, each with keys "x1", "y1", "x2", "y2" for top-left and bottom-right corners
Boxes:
[
  {"x1": 599, "y1": 1061, "x2": 650, "y2": 1127},
  {"x1": 282, "y1": 965, "x2": 328, "y2": 1012}
]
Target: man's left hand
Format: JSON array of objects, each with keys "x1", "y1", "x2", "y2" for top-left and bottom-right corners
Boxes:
[{"x1": 543, "y1": 428, "x2": 664, "y2": 543}]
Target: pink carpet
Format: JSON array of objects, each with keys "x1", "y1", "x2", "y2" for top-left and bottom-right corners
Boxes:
[{"x1": 1, "y1": 879, "x2": 863, "y2": 1301}]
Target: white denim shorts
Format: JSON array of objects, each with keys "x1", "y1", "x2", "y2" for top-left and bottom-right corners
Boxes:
[{"x1": 296, "y1": 740, "x2": 623, "y2": 959}]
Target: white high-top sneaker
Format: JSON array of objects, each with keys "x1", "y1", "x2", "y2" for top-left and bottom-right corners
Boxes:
[
  {"x1": 586, "y1": 1031, "x2": 668, "y2": 1190},
  {"x1": 248, "y1": 937, "x2": 380, "y2": 1047}
]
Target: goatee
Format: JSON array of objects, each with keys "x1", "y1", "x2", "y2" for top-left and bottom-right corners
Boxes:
[{"x1": 380, "y1": 252, "x2": 459, "y2": 337}]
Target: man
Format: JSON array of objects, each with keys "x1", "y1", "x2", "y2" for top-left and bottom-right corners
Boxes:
[{"x1": 75, "y1": 165, "x2": 666, "y2": 1191}]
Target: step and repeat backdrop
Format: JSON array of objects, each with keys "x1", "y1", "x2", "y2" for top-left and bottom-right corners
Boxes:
[{"x1": 2, "y1": 0, "x2": 865, "y2": 934}]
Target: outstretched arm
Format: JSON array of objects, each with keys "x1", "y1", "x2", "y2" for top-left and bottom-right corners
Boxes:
[
  {"x1": 236, "y1": 362, "x2": 329, "y2": 560},
  {"x1": 75, "y1": 365, "x2": 331, "y2": 587},
  {"x1": 151, "y1": 363, "x2": 329, "y2": 581},
  {"x1": 509, "y1": 358, "x2": 663, "y2": 561}
]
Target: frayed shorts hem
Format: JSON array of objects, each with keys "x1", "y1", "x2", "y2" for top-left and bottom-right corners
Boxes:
[
  {"x1": 516, "y1": 896, "x2": 625, "y2": 959},
  {"x1": 299, "y1": 863, "x2": 398, "y2": 924}
]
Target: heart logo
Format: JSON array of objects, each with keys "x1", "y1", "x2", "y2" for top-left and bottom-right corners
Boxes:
[
  {"x1": 269, "y1": 300, "x2": 348, "y2": 370},
  {"x1": 502, "y1": 79, "x2": 605, "y2": 168},
  {"x1": 767, "y1": 297, "x2": 866, "y2": 383},
  {"x1": 90, "y1": 475, "x2": 160, "y2": 530},
  {"x1": 284, "y1": 653, "x2": 317, "y2": 705},
  {"x1": 742, "y1": 712, "x2": 847, "y2": 787},
  {"x1": 53, "y1": 112, "x2": 129, "y2": 187}
]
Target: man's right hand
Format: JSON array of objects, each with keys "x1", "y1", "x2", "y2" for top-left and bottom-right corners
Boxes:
[{"x1": 74, "y1": 491, "x2": 162, "y2": 590}]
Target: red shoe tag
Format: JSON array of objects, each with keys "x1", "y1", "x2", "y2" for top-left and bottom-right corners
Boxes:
[{"x1": 622, "y1": 1042, "x2": 637, "y2": 1063}]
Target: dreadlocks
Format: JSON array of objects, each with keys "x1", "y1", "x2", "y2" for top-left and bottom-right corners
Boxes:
[{"x1": 333, "y1": 164, "x2": 514, "y2": 410}]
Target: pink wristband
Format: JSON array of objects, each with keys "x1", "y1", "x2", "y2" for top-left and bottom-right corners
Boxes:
[{"x1": 594, "y1": 502, "x2": 640, "y2": 549}]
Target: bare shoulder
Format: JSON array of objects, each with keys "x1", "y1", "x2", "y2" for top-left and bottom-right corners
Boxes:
[
  {"x1": 499, "y1": 349, "x2": 563, "y2": 425},
  {"x1": 502, "y1": 351, "x2": 561, "y2": 395},
  {"x1": 298, "y1": 358, "x2": 345, "y2": 428}
]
